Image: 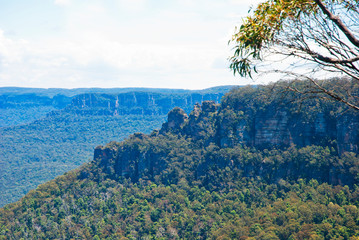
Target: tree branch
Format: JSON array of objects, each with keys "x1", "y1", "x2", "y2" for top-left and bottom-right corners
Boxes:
[{"x1": 314, "y1": 0, "x2": 359, "y2": 48}]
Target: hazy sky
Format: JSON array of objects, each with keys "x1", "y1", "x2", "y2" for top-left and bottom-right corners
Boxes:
[{"x1": 0, "y1": 0, "x2": 263, "y2": 89}]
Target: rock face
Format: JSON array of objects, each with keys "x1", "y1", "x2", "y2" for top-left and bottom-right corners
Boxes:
[
  {"x1": 230, "y1": 107, "x2": 358, "y2": 155},
  {"x1": 93, "y1": 134, "x2": 169, "y2": 182},
  {"x1": 215, "y1": 87, "x2": 359, "y2": 154},
  {"x1": 336, "y1": 114, "x2": 359, "y2": 153},
  {"x1": 160, "y1": 107, "x2": 188, "y2": 133},
  {"x1": 183, "y1": 101, "x2": 218, "y2": 145}
]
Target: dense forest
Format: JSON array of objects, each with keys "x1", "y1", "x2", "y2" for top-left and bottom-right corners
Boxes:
[
  {"x1": 0, "y1": 114, "x2": 166, "y2": 207},
  {"x1": 1, "y1": 81, "x2": 359, "y2": 239},
  {"x1": 0, "y1": 87, "x2": 229, "y2": 207}
]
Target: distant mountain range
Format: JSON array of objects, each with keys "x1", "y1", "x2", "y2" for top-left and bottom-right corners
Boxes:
[{"x1": 0, "y1": 86, "x2": 235, "y2": 127}]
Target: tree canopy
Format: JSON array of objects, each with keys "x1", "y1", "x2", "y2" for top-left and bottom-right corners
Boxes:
[{"x1": 230, "y1": 0, "x2": 359, "y2": 110}]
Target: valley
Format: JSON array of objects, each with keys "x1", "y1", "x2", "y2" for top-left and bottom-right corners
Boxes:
[{"x1": 0, "y1": 87, "x2": 229, "y2": 207}]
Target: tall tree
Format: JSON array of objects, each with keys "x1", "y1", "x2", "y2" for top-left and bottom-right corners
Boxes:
[{"x1": 230, "y1": 0, "x2": 359, "y2": 110}]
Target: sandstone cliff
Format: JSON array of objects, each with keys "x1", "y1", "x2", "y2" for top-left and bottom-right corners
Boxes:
[{"x1": 66, "y1": 92, "x2": 225, "y2": 116}]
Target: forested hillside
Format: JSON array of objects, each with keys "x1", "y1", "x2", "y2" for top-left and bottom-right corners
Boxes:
[
  {"x1": 1, "y1": 82, "x2": 359, "y2": 239},
  {"x1": 0, "y1": 87, "x2": 229, "y2": 207}
]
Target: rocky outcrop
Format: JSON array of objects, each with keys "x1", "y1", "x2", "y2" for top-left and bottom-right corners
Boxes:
[
  {"x1": 160, "y1": 107, "x2": 188, "y2": 133},
  {"x1": 183, "y1": 101, "x2": 218, "y2": 145},
  {"x1": 93, "y1": 134, "x2": 169, "y2": 181}
]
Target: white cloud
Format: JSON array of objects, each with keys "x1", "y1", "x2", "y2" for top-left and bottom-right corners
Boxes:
[
  {"x1": 115, "y1": 0, "x2": 148, "y2": 12},
  {"x1": 54, "y1": 0, "x2": 72, "y2": 6},
  {"x1": 0, "y1": 30, "x2": 28, "y2": 64},
  {"x1": 0, "y1": 1, "x2": 260, "y2": 89}
]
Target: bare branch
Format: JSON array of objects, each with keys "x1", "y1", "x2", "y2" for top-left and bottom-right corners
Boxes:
[{"x1": 314, "y1": 0, "x2": 359, "y2": 48}]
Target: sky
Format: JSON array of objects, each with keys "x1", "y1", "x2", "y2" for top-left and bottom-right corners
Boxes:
[{"x1": 0, "y1": 0, "x2": 263, "y2": 89}]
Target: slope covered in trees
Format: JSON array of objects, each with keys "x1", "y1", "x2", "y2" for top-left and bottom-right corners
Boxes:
[
  {"x1": 1, "y1": 83, "x2": 359, "y2": 239},
  {"x1": 0, "y1": 114, "x2": 166, "y2": 207},
  {"x1": 0, "y1": 87, "x2": 229, "y2": 207}
]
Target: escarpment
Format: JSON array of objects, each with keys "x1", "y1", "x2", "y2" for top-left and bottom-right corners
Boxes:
[
  {"x1": 93, "y1": 86, "x2": 359, "y2": 187},
  {"x1": 65, "y1": 91, "x2": 225, "y2": 116}
]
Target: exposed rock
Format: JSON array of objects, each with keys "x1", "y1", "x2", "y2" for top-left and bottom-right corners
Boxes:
[
  {"x1": 182, "y1": 101, "x2": 218, "y2": 145},
  {"x1": 253, "y1": 109, "x2": 291, "y2": 147},
  {"x1": 201, "y1": 101, "x2": 218, "y2": 113},
  {"x1": 214, "y1": 101, "x2": 356, "y2": 154},
  {"x1": 93, "y1": 142, "x2": 119, "y2": 176},
  {"x1": 160, "y1": 107, "x2": 188, "y2": 133},
  {"x1": 191, "y1": 103, "x2": 201, "y2": 118},
  {"x1": 336, "y1": 114, "x2": 359, "y2": 153},
  {"x1": 66, "y1": 92, "x2": 225, "y2": 116}
]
